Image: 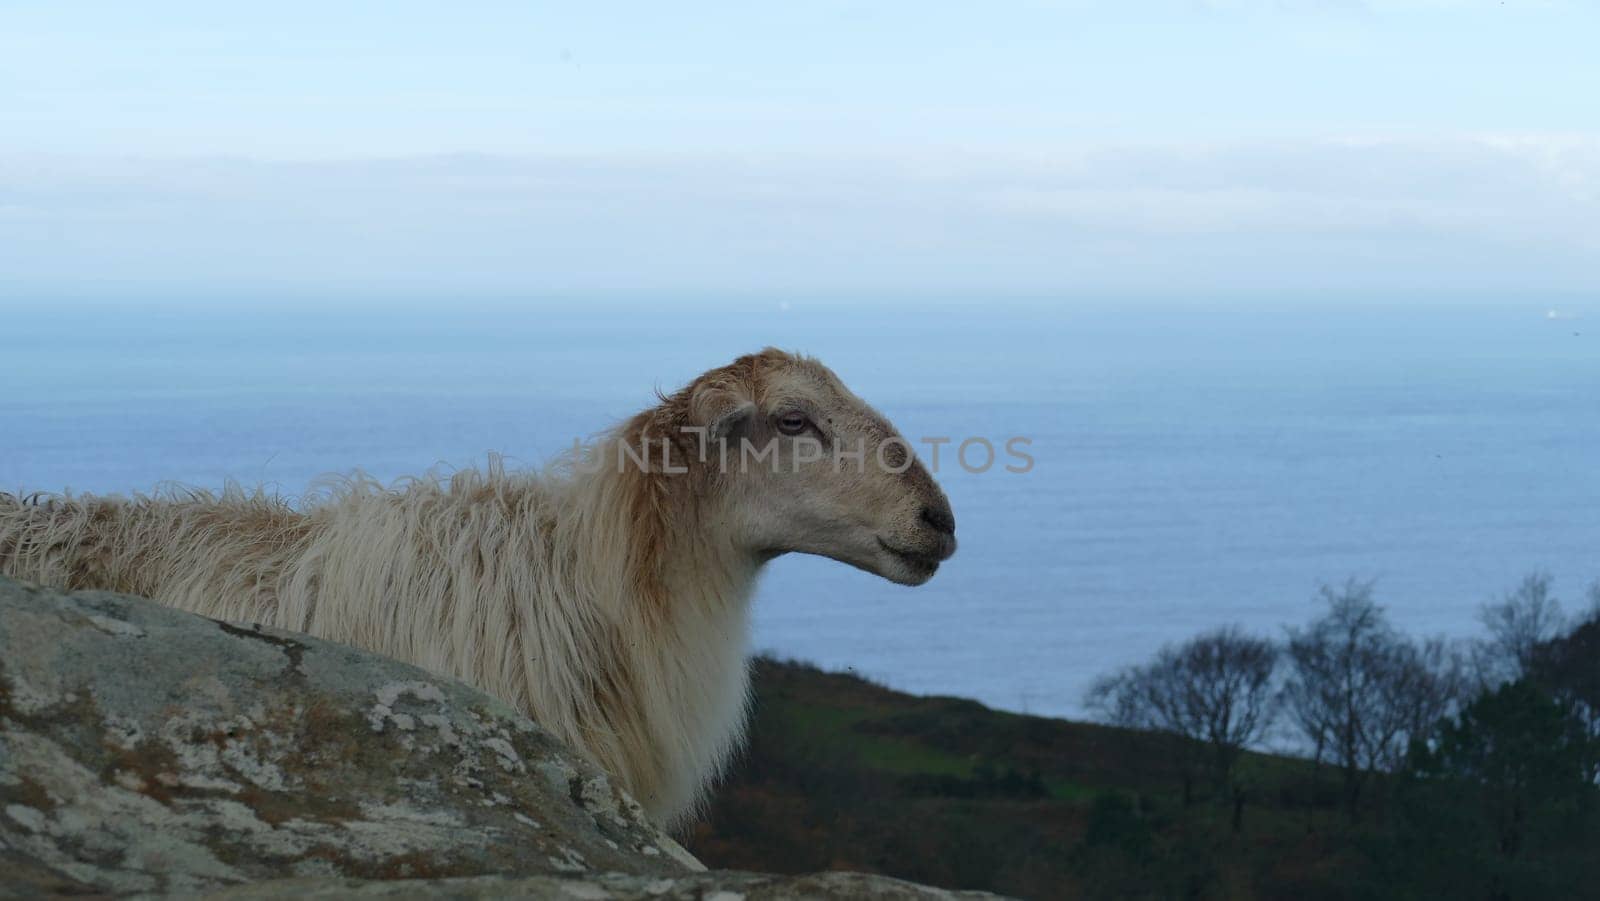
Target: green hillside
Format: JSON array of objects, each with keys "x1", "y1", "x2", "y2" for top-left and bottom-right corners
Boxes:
[{"x1": 686, "y1": 657, "x2": 1598, "y2": 901}]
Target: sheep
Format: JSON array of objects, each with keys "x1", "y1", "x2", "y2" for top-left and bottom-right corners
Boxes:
[{"x1": 0, "y1": 348, "x2": 958, "y2": 827}]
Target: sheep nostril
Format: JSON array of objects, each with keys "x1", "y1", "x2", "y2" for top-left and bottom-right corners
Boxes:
[{"x1": 920, "y1": 504, "x2": 956, "y2": 536}]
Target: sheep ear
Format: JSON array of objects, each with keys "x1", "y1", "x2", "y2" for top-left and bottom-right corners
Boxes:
[
  {"x1": 690, "y1": 382, "x2": 757, "y2": 441},
  {"x1": 708, "y1": 400, "x2": 757, "y2": 441}
]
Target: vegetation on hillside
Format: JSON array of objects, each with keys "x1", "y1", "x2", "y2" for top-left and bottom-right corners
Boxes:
[{"x1": 686, "y1": 575, "x2": 1600, "y2": 900}]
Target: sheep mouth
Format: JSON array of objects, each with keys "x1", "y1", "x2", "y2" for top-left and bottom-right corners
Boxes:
[{"x1": 876, "y1": 538, "x2": 944, "y2": 573}]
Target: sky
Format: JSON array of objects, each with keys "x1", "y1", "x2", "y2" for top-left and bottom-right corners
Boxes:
[{"x1": 2, "y1": 1, "x2": 1597, "y2": 304}]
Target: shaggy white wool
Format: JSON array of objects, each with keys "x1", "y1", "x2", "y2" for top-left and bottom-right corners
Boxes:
[{"x1": 0, "y1": 448, "x2": 757, "y2": 827}]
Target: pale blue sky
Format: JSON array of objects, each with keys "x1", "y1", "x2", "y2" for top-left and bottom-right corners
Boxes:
[{"x1": 3, "y1": 1, "x2": 1597, "y2": 303}]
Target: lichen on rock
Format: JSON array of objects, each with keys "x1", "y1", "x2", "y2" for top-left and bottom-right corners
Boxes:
[{"x1": 0, "y1": 576, "x2": 698, "y2": 896}]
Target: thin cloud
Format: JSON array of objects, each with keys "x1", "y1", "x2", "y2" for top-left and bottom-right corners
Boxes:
[{"x1": 2, "y1": 137, "x2": 1596, "y2": 301}]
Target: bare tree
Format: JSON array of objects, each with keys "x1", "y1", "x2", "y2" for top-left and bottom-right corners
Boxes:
[
  {"x1": 1087, "y1": 625, "x2": 1279, "y2": 817},
  {"x1": 1476, "y1": 573, "x2": 1568, "y2": 688},
  {"x1": 1281, "y1": 580, "x2": 1463, "y2": 819},
  {"x1": 1374, "y1": 635, "x2": 1469, "y2": 772}
]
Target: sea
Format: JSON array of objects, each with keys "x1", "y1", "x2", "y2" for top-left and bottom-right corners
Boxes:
[{"x1": 3, "y1": 300, "x2": 1597, "y2": 718}]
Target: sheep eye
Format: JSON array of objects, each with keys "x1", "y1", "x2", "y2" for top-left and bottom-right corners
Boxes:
[{"x1": 776, "y1": 412, "x2": 808, "y2": 435}]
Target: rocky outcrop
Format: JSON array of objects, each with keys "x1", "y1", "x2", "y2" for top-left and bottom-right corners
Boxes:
[
  {"x1": 0, "y1": 576, "x2": 996, "y2": 899},
  {"x1": 0, "y1": 575, "x2": 701, "y2": 896}
]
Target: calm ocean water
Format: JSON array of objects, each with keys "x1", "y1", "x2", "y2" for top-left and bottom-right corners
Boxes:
[{"x1": 3, "y1": 302, "x2": 1597, "y2": 717}]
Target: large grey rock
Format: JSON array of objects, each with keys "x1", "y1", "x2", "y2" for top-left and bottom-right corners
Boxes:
[
  {"x1": 0, "y1": 577, "x2": 1001, "y2": 900},
  {"x1": 0, "y1": 576, "x2": 701, "y2": 896}
]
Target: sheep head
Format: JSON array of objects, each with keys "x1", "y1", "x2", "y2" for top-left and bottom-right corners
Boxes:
[{"x1": 664, "y1": 348, "x2": 958, "y2": 586}]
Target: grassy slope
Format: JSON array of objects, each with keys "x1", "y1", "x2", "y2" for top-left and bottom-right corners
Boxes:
[{"x1": 686, "y1": 657, "x2": 1358, "y2": 901}]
